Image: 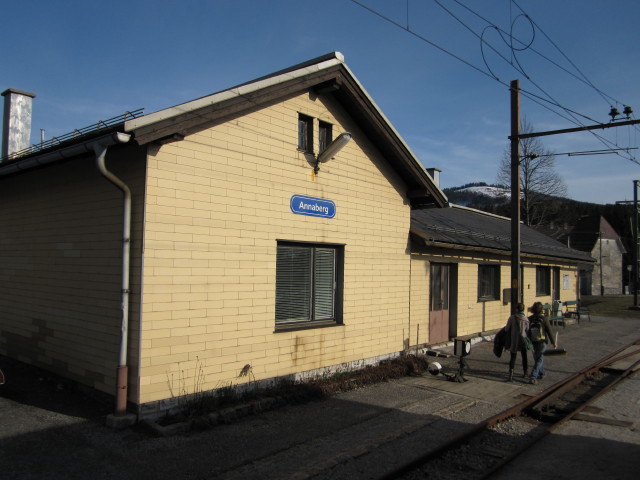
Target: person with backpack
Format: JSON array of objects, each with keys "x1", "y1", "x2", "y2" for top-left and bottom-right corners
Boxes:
[
  {"x1": 504, "y1": 302, "x2": 529, "y2": 382},
  {"x1": 528, "y1": 301, "x2": 557, "y2": 384}
]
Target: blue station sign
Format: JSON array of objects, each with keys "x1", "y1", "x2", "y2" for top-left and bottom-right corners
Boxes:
[{"x1": 290, "y1": 195, "x2": 336, "y2": 219}]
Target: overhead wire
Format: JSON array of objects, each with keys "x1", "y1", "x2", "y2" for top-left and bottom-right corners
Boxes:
[
  {"x1": 510, "y1": 0, "x2": 621, "y2": 109},
  {"x1": 453, "y1": 0, "x2": 623, "y2": 108},
  {"x1": 348, "y1": 0, "x2": 502, "y2": 83},
  {"x1": 435, "y1": 0, "x2": 634, "y2": 162},
  {"x1": 462, "y1": 0, "x2": 640, "y2": 147},
  {"x1": 509, "y1": 0, "x2": 640, "y2": 150},
  {"x1": 348, "y1": 0, "x2": 548, "y2": 109},
  {"x1": 414, "y1": 0, "x2": 638, "y2": 166},
  {"x1": 349, "y1": 0, "x2": 638, "y2": 166},
  {"x1": 506, "y1": 0, "x2": 639, "y2": 163}
]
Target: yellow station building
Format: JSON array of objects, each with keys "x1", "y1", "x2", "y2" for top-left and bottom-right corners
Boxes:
[{"x1": 0, "y1": 53, "x2": 593, "y2": 418}]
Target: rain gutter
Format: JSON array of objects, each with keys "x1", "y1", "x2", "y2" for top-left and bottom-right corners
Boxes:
[{"x1": 90, "y1": 133, "x2": 132, "y2": 416}]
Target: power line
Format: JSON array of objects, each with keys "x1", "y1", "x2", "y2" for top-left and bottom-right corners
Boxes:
[
  {"x1": 348, "y1": 0, "x2": 497, "y2": 83},
  {"x1": 456, "y1": 0, "x2": 640, "y2": 145},
  {"x1": 350, "y1": 0, "x2": 609, "y2": 126},
  {"x1": 506, "y1": 0, "x2": 640, "y2": 161},
  {"x1": 434, "y1": 0, "x2": 604, "y2": 128},
  {"x1": 349, "y1": 0, "x2": 638, "y2": 166},
  {"x1": 454, "y1": 0, "x2": 624, "y2": 109},
  {"x1": 434, "y1": 0, "x2": 596, "y2": 120},
  {"x1": 510, "y1": 0, "x2": 620, "y2": 109}
]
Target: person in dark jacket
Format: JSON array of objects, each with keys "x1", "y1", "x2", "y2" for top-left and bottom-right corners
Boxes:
[
  {"x1": 504, "y1": 302, "x2": 529, "y2": 382},
  {"x1": 528, "y1": 301, "x2": 557, "y2": 384}
]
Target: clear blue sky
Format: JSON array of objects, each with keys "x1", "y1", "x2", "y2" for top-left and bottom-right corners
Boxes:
[{"x1": 2, "y1": 0, "x2": 639, "y2": 204}]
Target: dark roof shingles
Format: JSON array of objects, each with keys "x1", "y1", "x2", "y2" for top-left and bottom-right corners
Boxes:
[{"x1": 411, "y1": 207, "x2": 594, "y2": 262}]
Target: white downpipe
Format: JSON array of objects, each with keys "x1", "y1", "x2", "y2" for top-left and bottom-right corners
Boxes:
[{"x1": 92, "y1": 134, "x2": 131, "y2": 415}]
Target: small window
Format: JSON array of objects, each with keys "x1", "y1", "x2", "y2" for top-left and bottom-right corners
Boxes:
[
  {"x1": 478, "y1": 264, "x2": 500, "y2": 301},
  {"x1": 298, "y1": 114, "x2": 314, "y2": 153},
  {"x1": 319, "y1": 121, "x2": 333, "y2": 153},
  {"x1": 536, "y1": 266, "x2": 551, "y2": 296},
  {"x1": 275, "y1": 242, "x2": 343, "y2": 329}
]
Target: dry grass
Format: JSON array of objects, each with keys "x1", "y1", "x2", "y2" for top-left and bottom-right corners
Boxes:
[
  {"x1": 310, "y1": 354, "x2": 431, "y2": 397},
  {"x1": 162, "y1": 354, "x2": 431, "y2": 426},
  {"x1": 580, "y1": 295, "x2": 640, "y2": 319}
]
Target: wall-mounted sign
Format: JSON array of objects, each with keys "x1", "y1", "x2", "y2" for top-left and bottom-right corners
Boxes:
[{"x1": 290, "y1": 195, "x2": 335, "y2": 219}]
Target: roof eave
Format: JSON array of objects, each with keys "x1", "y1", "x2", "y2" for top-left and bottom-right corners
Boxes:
[
  {"x1": 410, "y1": 226, "x2": 595, "y2": 264},
  {"x1": 124, "y1": 53, "x2": 447, "y2": 207}
]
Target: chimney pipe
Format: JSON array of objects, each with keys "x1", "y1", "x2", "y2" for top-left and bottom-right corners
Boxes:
[
  {"x1": 2, "y1": 88, "x2": 36, "y2": 161},
  {"x1": 426, "y1": 167, "x2": 441, "y2": 187}
]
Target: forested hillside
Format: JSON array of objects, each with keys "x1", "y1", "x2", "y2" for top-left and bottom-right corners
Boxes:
[{"x1": 443, "y1": 183, "x2": 634, "y2": 252}]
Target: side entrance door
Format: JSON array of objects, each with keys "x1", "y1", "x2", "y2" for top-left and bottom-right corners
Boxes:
[{"x1": 430, "y1": 263, "x2": 450, "y2": 344}]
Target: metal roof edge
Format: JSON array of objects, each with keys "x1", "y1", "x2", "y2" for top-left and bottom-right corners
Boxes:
[
  {"x1": 450, "y1": 203, "x2": 512, "y2": 221},
  {"x1": 124, "y1": 53, "x2": 345, "y2": 133},
  {"x1": 411, "y1": 234, "x2": 595, "y2": 264},
  {"x1": 337, "y1": 62, "x2": 448, "y2": 206},
  {"x1": 0, "y1": 131, "x2": 131, "y2": 177},
  {"x1": 122, "y1": 52, "x2": 447, "y2": 207}
]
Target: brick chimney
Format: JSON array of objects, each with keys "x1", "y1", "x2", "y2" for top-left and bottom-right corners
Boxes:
[{"x1": 2, "y1": 88, "x2": 36, "y2": 161}]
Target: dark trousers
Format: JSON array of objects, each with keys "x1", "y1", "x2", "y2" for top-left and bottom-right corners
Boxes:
[{"x1": 508, "y1": 343, "x2": 528, "y2": 373}]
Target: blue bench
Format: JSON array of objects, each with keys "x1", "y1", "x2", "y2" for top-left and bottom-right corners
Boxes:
[{"x1": 563, "y1": 300, "x2": 590, "y2": 323}]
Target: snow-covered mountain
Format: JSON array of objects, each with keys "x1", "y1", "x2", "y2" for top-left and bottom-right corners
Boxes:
[
  {"x1": 457, "y1": 185, "x2": 511, "y2": 200},
  {"x1": 443, "y1": 183, "x2": 511, "y2": 207}
]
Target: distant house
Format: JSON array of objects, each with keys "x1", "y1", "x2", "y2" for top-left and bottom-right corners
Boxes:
[
  {"x1": 0, "y1": 53, "x2": 593, "y2": 420},
  {"x1": 568, "y1": 216, "x2": 626, "y2": 295}
]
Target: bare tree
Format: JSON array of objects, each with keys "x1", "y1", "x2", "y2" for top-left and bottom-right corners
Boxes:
[{"x1": 497, "y1": 118, "x2": 567, "y2": 226}]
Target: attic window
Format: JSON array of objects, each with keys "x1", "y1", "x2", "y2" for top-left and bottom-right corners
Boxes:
[
  {"x1": 319, "y1": 121, "x2": 333, "y2": 153},
  {"x1": 298, "y1": 114, "x2": 313, "y2": 153}
]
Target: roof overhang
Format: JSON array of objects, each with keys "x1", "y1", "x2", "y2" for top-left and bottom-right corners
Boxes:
[
  {"x1": 0, "y1": 130, "x2": 131, "y2": 177},
  {"x1": 410, "y1": 205, "x2": 596, "y2": 264},
  {"x1": 124, "y1": 52, "x2": 448, "y2": 208},
  {"x1": 411, "y1": 231, "x2": 596, "y2": 265}
]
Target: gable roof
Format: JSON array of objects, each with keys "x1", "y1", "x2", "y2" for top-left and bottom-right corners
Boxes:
[
  {"x1": 124, "y1": 52, "x2": 447, "y2": 208},
  {"x1": 411, "y1": 205, "x2": 594, "y2": 263},
  {"x1": 568, "y1": 215, "x2": 626, "y2": 254}
]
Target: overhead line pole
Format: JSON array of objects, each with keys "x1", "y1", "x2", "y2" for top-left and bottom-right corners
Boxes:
[
  {"x1": 634, "y1": 181, "x2": 639, "y2": 309},
  {"x1": 509, "y1": 81, "x2": 640, "y2": 311},
  {"x1": 510, "y1": 80, "x2": 521, "y2": 314}
]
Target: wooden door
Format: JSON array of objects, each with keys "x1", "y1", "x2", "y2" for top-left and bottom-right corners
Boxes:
[{"x1": 430, "y1": 263, "x2": 450, "y2": 344}]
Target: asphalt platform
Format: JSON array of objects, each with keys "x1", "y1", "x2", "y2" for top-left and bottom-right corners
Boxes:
[{"x1": 1, "y1": 313, "x2": 639, "y2": 480}]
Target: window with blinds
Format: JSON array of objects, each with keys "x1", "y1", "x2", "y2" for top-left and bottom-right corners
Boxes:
[{"x1": 275, "y1": 243, "x2": 342, "y2": 328}]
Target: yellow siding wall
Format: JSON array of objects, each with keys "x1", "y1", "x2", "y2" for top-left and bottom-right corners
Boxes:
[
  {"x1": 0, "y1": 146, "x2": 146, "y2": 397},
  {"x1": 407, "y1": 252, "x2": 579, "y2": 343},
  {"x1": 409, "y1": 255, "x2": 430, "y2": 347},
  {"x1": 139, "y1": 92, "x2": 411, "y2": 404}
]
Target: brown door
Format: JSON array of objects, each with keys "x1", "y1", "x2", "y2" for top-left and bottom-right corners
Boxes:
[{"x1": 430, "y1": 263, "x2": 450, "y2": 344}]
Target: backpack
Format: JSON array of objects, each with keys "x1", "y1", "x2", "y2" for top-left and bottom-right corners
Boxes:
[{"x1": 529, "y1": 317, "x2": 546, "y2": 343}]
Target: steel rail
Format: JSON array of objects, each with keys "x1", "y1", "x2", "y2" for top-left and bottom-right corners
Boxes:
[
  {"x1": 481, "y1": 355, "x2": 640, "y2": 479},
  {"x1": 378, "y1": 338, "x2": 640, "y2": 480}
]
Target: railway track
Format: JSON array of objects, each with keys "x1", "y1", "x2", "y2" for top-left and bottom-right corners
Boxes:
[{"x1": 381, "y1": 339, "x2": 640, "y2": 480}]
